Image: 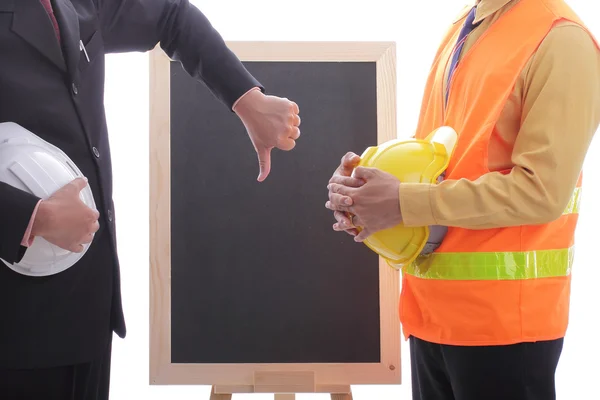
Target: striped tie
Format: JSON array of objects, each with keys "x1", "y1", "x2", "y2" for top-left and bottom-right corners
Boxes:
[{"x1": 39, "y1": 0, "x2": 61, "y2": 42}]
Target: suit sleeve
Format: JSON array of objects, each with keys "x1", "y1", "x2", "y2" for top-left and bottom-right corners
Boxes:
[
  {"x1": 97, "y1": 0, "x2": 263, "y2": 110},
  {"x1": 0, "y1": 182, "x2": 41, "y2": 264}
]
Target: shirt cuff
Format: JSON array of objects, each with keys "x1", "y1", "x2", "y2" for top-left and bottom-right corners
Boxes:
[
  {"x1": 398, "y1": 183, "x2": 438, "y2": 227},
  {"x1": 21, "y1": 200, "x2": 42, "y2": 247},
  {"x1": 232, "y1": 87, "x2": 261, "y2": 111}
]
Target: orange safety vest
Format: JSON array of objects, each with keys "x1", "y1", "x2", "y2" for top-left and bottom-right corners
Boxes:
[{"x1": 401, "y1": 0, "x2": 599, "y2": 346}]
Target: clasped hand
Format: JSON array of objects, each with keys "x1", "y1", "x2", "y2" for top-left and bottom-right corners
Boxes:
[{"x1": 326, "y1": 152, "x2": 403, "y2": 242}]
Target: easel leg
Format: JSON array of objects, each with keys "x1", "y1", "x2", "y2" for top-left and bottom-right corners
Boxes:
[
  {"x1": 210, "y1": 385, "x2": 232, "y2": 400},
  {"x1": 331, "y1": 389, "x2": 353, "y2": 400},
  {"x1": 274, "y1": 394, "x2": 296, "y2": 400},
  {"x1": 208, "y1": 385, "x2": 351, "y2": 399}
]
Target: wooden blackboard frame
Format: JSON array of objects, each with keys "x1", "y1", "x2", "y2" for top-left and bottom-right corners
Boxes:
[{"x1": 149, "y1": 41, "x2": 400, "y2": 391}]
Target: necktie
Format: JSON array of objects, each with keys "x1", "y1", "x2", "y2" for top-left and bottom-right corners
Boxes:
[
  {"x1": 39, "y1": 0, "x2": 61, "y2": 42},
  {"x1": 445, "y1": 6, "x2": 480, "y2": 104}
]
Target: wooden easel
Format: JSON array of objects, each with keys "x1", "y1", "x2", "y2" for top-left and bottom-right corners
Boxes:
[
  {"x1": 209, "y1": 384, "x2": 353, "y2": 399},
  {"x1": 208, "y1": 371, "x2": 353, "y2": 399},
  {"x1": 150, "y1": 42, "x2": 400, "y2": 400}
]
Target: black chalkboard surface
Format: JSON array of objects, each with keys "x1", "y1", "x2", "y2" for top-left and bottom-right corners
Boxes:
[
  {"x1": 149, "y1": 42, "x2": 400, "y2": 391},
  {"x1": 169, "y1": 60, "x2": 380, "y2": 364}
]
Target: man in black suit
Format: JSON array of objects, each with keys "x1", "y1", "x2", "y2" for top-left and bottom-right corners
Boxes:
[{"x1": 0, "y1": 0, "x2": 301, "y2": 398}]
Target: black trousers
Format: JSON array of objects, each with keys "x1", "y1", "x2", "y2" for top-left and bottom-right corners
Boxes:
[
  {"x1": 410, "y1": 336, "x2": 564, "y2": 400},
  {"x1": 0, "y1": 340, "x2": 112, "y2": 400}
]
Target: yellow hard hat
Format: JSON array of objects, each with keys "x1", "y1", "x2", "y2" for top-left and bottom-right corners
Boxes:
[{"x1": 354, "y1": 126, "x2": 458, "y2": 270}]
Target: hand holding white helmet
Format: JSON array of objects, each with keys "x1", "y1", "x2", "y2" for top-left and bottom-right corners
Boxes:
[
  {"x1": 32, "y1": 177, "x2": 100, "y2": 254},
  {"x1": 0, "y1": 122, "x2": 98, "y2": 277}
]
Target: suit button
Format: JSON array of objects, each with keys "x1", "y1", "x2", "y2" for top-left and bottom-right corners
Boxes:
[
  {"x1": 72, "y1": 82, "x2": 78, "y2": 95},
  {"x1": 92, "y1": 147, "x2": 100, "y2": 158},
  {"x1": 107, "y1": 209, "x2": 113, "y2": 222}
]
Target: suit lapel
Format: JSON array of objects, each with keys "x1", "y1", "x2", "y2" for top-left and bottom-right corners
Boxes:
[
  {"x1": 11, "y1": 0, "x2": 66, "y2": 71},
  {"x1": 10, "y1": 0, "x2": 80, "y2": 76},
  {"x1": 51, "y1": 0, "x2": 81, "y2": 77}
]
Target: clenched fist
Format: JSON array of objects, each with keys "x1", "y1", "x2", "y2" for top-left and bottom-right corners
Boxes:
[
  {"x1": 31, "y1": 177, "x2": 100, "y2": 253},
  {"x1": 234, "y1": 89, "x2": 301, "y2": 181}
]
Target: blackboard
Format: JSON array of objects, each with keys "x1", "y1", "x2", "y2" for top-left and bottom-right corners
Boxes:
[{"x1": 150, "y1": 41, "x2": 401, "y2": 391}]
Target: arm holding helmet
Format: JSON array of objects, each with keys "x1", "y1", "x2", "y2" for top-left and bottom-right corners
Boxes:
[
  {"x1": 398, "y1": 25, "x2": 600, "y2": 230},
  {"x1": 96, "y1": 0, "x2": 301, "y2": 181},
  {"x1": 30, "y1": 178, "x2": 101, "y2": 254},
  {"x1": 0, "y1": 177, "x2": 101, "y2": 265},
  {"x1": 327, "y1": 25, "x2": 600, "y2": 238}
]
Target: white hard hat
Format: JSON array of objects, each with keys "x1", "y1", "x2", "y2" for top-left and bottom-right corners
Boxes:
[{"x1": 0, "y1": 122, "x2": 97, "y2": 277}]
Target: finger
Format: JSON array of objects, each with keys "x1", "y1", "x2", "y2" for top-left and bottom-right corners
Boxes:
[
  {"x1": 353, "y1": 166, "x2": 378, "y2": 180},
  {"x1": 328, "y1": 191, "x2": 353, "y2": 208},
  {"x1": 289, "y1": 126, "x2": 301, "y2": 140},
  {"x1": 328, "y1": 175, "x2": 364, "y2": 187},
  {"x1": 81, "y1": 234, "x2": 94, "y2": 244},
  {"x1": 333, "y1": 211, "x2": 353, "y2": 229},
  {"x1": 325, "y1": 200, "x2": 352, "y2": 213},
  {"x1": 332, "y1": 212, "x2": 359, "y2": 236},
  {"x1": 351, "y1": 215, "x2": 364, "y2": 227},
  {"x1": 337, "y1": 152, "x2": 361, "y2": 176},
  {"x1": 354, "y1": 228, "x2": 371, "y2": 242},
  {"x1": 69, "y1": 243, "x2": 85, "y2": 253},
  {"x1": 65, "y1": 177, "x2": 88, "y2": 193},
  {"x1": 327, "y1": 183, "x2": 354, "y2": 198},
  {"x1": 91, "y1": 220, "x2": 100, "y2": 233},
  {"x1": 333, "y1": 210, "x2": 351, "y2": 224},
  {"x1": 290, "y1": 101, "x2": 300, "y2": 114},
  {"x1": 333, "y1": 224, "x2": 359, "y2": 236},
  {"x1": 290, "y1": 114, "x2": 301, "y2": 127},
  {"x1": 256, "y1": 146, "x2": 272, "y2": 182},
  {"x1": 87, "y1": 208, "x2": 100, "y2": 221},
  {"x1": 278, "y1": 137, "x2": 296, "y2": 151}
]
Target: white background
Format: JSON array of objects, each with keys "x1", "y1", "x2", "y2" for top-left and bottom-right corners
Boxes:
[{"x1": 104, "y1": 1, "x2": 600, "y2": 399}]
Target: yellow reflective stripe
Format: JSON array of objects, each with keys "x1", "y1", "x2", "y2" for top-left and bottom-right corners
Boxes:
[
  {"x1": 563, "y1": 186, "x2": 581, "y2": 215},
  {"x1": 407, "y1": 247, "x2": 574, "y2": 280}
]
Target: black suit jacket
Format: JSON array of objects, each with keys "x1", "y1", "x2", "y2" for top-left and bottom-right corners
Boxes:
[{"x1": 0, "y1": 0, "x2": 262, "y2": 369}]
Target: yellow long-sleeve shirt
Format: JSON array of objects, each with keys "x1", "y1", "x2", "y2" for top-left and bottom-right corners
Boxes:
[{"x1": 400, "y1": 0, "x2": 600, "y2": 229}]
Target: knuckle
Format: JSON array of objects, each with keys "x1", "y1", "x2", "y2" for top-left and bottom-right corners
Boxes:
[
  {"x1": 327, "y1": 195, "x2": 339, "y2": 206},
  {"x1": 330, "y1": 194, "x2": 341, "y2": 206}
]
